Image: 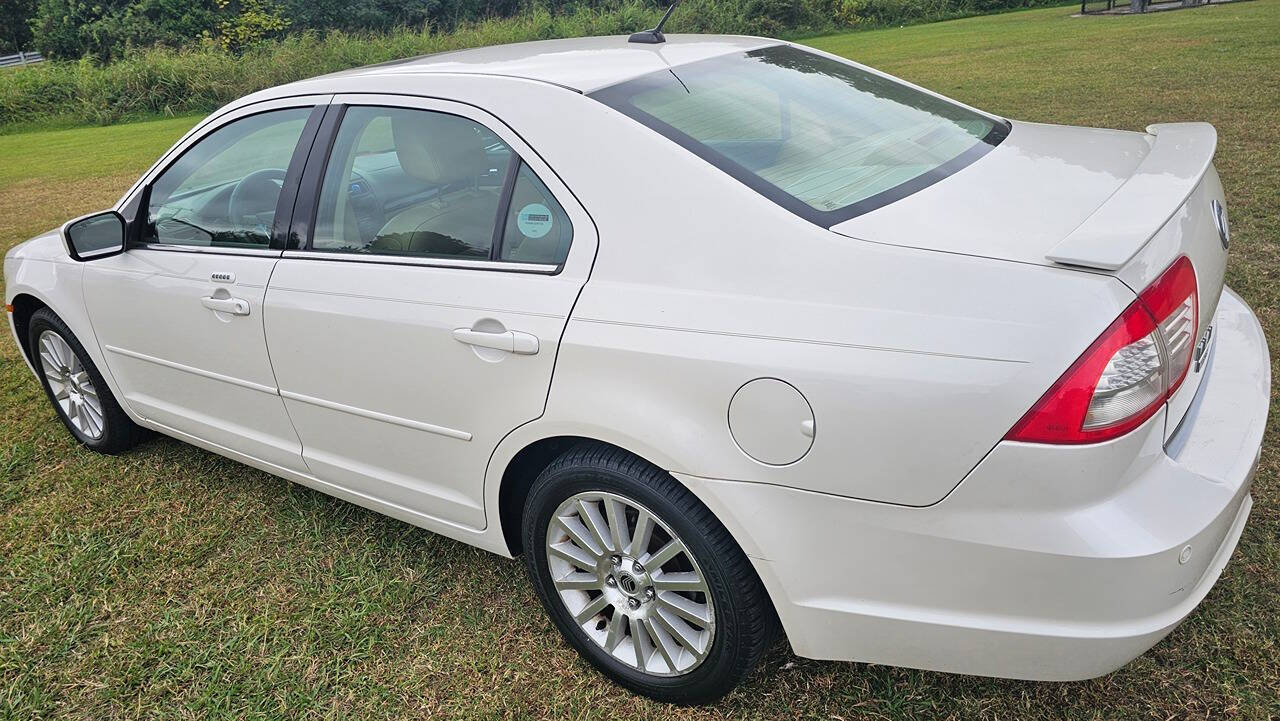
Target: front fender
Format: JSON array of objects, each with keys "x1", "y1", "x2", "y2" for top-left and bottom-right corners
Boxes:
[{"x1": 4, "y1": 232, "x2": 136, "y2": 424}]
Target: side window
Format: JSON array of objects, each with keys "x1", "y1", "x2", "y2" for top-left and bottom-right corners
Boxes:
[
  {"x1": 311, "y1": 105, "x2": 572, "y2": 266},
  {"x1": 144, "y1": 108, "x2": 311, "y2": 249},
  {"x1": 499, "y1": 163, "x2": 573, "y2": 265},
  {"x1": 313, "y1": 106, "x2": 514, "y2": 260}
]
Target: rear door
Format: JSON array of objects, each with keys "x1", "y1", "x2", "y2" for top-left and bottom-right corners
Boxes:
[
  {"x1": 85, "y1": 98, "x2": 326, "y2": 471},
  {"x1": 263, "y1": 95, "x2": 597, "y2": 530}
]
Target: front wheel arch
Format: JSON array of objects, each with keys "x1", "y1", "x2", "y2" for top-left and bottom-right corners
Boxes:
[{"x1": 9, "y1": 293, "x2": 49, "y2": 367}]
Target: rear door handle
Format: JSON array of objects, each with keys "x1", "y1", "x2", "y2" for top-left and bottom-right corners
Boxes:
[
  {"x1": 201, "y1": 296, "x2": 250, "y2": 316},
  {"x1": 452, "y1": 328, "x2": 539, "y2": 355}
]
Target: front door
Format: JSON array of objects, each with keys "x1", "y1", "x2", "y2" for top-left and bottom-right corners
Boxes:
[
  {"x1": 84, "y1": 101, "x2": 325, "y2": 472},
  {"x1": 263, "y1": 96, "x2": 596, "y2": 529}
]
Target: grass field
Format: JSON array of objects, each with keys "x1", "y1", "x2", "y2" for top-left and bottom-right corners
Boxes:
[{"x1": 2, "y1": 3, "x2": 1278, "y2": 719}]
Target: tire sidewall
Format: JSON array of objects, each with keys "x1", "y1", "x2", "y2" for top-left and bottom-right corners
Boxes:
[{"x1": 524, "y1": 462, "x2": 749, "y2": 703}]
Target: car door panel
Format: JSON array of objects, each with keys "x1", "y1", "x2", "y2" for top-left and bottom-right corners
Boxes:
[
  {"x1": 83, "y1": 251, "x2": 307, "y2": 470},
  {"x1": 84, "y1": 99, "x2": 328, "y2": 473},
  {"x1": 264, "y1": 95, "x2": 598, "y2": 530},
  {"x1": 264, "y1": 260, "x2": 584, "y2": 528}
]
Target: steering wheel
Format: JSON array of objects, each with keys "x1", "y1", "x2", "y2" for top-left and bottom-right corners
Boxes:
[{"x1": 228, "y1": 168, "x2": 288, "y2": 228}]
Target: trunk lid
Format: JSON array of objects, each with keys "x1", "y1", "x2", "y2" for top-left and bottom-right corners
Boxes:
[
  {"x1": 829, "y1": 121, "x2": 1218, "y2": 270},
  {"x1": 832, "y1": 119, "x2": 1229, "y2": 442}
]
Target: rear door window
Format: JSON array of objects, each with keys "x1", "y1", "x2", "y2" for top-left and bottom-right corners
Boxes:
[{"x1": 310, "y1": 105, "x2": 571, "y2": 266}]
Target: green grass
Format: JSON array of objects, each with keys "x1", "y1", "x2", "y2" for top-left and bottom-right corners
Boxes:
[{"x1": 2, "y1": 3, "x2": 1279, "y2": 718}]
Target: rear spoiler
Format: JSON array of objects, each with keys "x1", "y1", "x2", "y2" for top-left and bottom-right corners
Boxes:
[{"x1": 1046, "y1": 122, "x2": 1217, "y2": 271}]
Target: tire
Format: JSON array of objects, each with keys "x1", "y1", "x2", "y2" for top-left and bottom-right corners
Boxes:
[
  {"x1": 523, "y1": 442, "x2": 776, "y2": 705},
  {"x1": 28, "y1": 308, "x2": 144, "y2": 454}
]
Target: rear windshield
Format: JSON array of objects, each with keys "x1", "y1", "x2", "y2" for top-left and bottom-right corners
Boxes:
[{"x1": 590, "y1": 45, "x2": 1008, "y2": 226}]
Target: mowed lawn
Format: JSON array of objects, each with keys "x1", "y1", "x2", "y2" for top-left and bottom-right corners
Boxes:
[{"x1": 2, "y1": 3, "x2": 1279, "y2": 719}]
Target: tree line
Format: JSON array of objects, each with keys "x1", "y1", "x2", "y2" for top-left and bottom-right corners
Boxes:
[
  {"x1": 1, "y1": 0, "x2": 1064, "y2": 62},
  {"x1": 1, "y1": 0, "x2": 575, "y2": 59}
]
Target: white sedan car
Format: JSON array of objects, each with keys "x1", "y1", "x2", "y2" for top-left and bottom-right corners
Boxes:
[{"x1": 4, "y1": 34, "x2": 1270, "y2": 705}]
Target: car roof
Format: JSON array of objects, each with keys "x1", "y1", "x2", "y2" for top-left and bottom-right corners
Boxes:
[{"x1": 314, "y1": 34, "x2": 780, "y2": 94}]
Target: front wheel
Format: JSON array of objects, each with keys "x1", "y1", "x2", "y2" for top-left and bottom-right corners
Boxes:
[
  {"x1": 523, "y1": 443, "x2": 776, "y2": 705},
  {"x1": 28, "y1": 308, "x2": 144, "y2": 454}
]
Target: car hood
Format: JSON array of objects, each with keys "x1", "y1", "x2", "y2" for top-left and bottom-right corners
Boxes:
[{"x1": 829, "y1": 120, "x2": 1154, "y2": 266}]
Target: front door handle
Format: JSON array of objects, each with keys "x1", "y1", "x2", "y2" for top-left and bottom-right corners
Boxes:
[
  {"x1": 452, "y1": 328, "x2": 540, "y2": 355},
  {"x1": 201, "y1": 296, "x2": 250, "y2": 316}
]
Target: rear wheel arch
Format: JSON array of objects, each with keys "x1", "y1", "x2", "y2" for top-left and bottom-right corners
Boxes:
[
  {"x1": 496, "y1": 436, "x2": 738, "y2": 559},
  {"x1": 498, "y1": 435, "x2": 584, "y2": 556},
  {"x1": 517, "y1": 439, "x2": 783, "y2": 702}
]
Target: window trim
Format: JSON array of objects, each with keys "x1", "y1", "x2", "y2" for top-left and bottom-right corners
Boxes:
[
  {"x1": 289, "y1": 103, "x2": 348, "y2": 253},
  {"x1": 489, "y1": 158, "x2": 522, "y2": 261},
  {"x1": 271, "y1": 105, "x2": 330, "y2": 250},
  {"x1": 281, "y1": 249, "x2": 559, "y2": 274},
  {"x1": 130, "y1": 244, "x2": 282, "y2": 259},
  {"x1": 290, "y1": 99, "x2": 574, "y2": 274}
]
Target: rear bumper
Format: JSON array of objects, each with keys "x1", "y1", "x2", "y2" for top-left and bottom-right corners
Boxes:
[{"x1": 680, "y1": 287, "x2": 1269, "y2": 681}]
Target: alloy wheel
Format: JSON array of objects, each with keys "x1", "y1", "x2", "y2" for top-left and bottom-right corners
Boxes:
[
  {"x1": 37, "y1": 330, "x2": 105, "y2": 440},
  {"x1": 544, "y1": 491, "x2": 715, "y2": 676}
]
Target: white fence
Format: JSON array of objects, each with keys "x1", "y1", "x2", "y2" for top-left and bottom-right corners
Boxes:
[{"x1": 0, "y1": 51, "x2": 45, "y2": 68}]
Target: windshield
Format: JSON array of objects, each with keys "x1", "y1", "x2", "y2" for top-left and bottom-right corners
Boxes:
[{"x1": 590, "y1": 45, "x2": 1008, "y2": 225}]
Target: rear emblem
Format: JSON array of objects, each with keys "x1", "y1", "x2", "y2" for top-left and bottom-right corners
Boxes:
[{"x1": 1211, "y1": 200, "x2": 1230, "y2": 251}]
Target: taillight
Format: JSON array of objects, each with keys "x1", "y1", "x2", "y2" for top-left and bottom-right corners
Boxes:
[
  {"x1": 1006, "y1": 257, "x2": 1197, "y2": 444},
  {"x1": 1143, "y1": 256, "x2": 1198, "y2": 396}
]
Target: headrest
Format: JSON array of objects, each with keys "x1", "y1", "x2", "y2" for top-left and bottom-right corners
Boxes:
[{"x1": 392, "y1": 111, "x2": 489, "y2": 185}]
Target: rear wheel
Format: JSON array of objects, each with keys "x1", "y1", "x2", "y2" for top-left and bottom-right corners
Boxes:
[
  {"x1": 28, "y1": 308, "x2": 144, "y2": 454},
  {"x1": 523, "y1": 442, "x2": 775, "y2": 704}
]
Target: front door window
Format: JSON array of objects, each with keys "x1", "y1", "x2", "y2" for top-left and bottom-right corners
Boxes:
[{"x1": 144, "y1": 108, "x2": 312, "y2": 249}]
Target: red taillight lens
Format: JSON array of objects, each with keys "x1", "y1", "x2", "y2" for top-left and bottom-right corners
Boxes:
[
  {"x1": 1005, "y1": 257, "x2": 1197, "y2": 444},
  {"x1": 1141, "y1": 255, "x2": 1198, "y2": 397}
]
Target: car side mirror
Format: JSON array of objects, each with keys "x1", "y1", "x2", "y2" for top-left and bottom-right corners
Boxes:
[{"x1": 61, "y1": 210, "x2": 126, "y2": 262}]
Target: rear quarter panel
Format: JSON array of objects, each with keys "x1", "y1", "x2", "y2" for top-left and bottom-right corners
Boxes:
[{"x1": 552, "y1": 252, "x2": 1135, "y2": 506}]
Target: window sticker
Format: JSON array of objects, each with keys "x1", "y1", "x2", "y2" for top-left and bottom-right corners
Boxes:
[{"x1": 517, "y1": 203, "x2": 554, "y2": 239}]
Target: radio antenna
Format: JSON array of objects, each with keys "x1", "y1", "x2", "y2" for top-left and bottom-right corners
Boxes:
[{"x1": 629, "y1": 1, "x2": 681, "y2": 44}]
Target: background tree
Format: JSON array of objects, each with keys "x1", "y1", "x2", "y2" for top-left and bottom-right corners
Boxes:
[
  {"x1": 0, "y1": 0, "x2": 37, "y2": 53},
  {"x1": 214, "y1": 0, "x2": 289, "y2": 51},
  {"x1": 30, "y1": 0, "x2": 219, "y2": 60}
]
